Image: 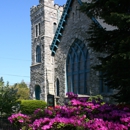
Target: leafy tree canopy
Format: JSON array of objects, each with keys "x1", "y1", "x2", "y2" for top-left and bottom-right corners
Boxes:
[
  {"x1": 12, "y1": 81, "x2": 29, "y2": 100},
  {"x1": 0, "y1": 77, "x2": 19, "y2": 116},
  {"x1": 80, "y1": 0, "x2": 130, "y2": 103}
]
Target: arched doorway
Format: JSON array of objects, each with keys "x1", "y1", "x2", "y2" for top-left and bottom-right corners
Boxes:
[{"x1": 35, "y1": 85, "x2": 41, "y2": 100}]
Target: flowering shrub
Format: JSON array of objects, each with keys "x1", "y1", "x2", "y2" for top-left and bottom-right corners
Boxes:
[
  {"x1": 86, "y1": 118, "x2": 128, "y2": 130},
  {"x1": 66, "y1": 92, "x2": 78, "y2": 99},
  {"x1": 8, "y1": 113, "x2": 30, "y2": 129},
  {"x1": 8, "y1": 92, "x2": 130, "y2": 130}
]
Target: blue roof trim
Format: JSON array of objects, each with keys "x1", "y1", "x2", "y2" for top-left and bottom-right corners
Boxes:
[
  {"x1": 50, "y1": 0, "x2": 102, "y2": 56},
  {"x1": 50, "y1": 0, "x2": 73, "y2": 56}
]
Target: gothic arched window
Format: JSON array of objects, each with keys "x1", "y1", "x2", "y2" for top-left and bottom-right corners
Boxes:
[
  {"x1": 36, "y1": 45, "x2": 41, "y2": 63},
  {"x1": 66, "y1": 39, "x2": 90, "y2": 94}
]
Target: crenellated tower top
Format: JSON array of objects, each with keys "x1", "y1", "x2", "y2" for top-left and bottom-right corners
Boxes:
[
  {"x1": 39, "y1": 0, "x2": 54, "y2": 5},
  {"x1": 30, "y1": 0, "x2": 64, "y2": 17}
]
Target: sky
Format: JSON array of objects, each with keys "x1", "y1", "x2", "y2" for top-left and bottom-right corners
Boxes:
[{"x1": 0, "y1": 0, "x2": 66, "y2": 86}]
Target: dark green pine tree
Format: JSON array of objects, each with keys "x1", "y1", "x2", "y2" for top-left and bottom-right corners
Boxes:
[{"x1": 80, "y1": 0, "x2": 130, "y2": 103}]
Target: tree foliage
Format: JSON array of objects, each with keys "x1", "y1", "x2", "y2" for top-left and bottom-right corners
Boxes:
[
  {"x1": 0, "y1": 77, "x2": 4, "y2": 86},
  {"x1": 13, "y1": 81, "x2": 29, "y2": 100},
  {"x1": 0, "y1": 77, "x2": 19, "y2": 116},
  {"x1": 80, "y1": 0, "x2": 130, "y2": 103}
]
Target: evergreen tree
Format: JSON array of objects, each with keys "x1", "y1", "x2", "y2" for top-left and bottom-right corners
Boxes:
[
  {"x1": 80, "y1": 0, "x2": 130, "y2": 103},
  {"x1": 0, "y1": 77, "x2": 4, "y2": 86}
]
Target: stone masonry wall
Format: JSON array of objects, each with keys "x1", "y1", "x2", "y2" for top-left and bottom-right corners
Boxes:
[
  {"x1": 54, "y1": 0, "x2": 100, "y2": 104},
  {"x1": 30, "y1": 0, "x2": 63, "y2": 101}
]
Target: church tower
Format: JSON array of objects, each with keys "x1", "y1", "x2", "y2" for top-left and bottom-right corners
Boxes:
[{"x1": 30, "y1": 0, "x2": 64, "y2": 101}]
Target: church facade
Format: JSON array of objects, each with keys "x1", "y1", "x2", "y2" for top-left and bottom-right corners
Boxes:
[{"x1": 30, "y1": 0, "x2": 111, "y2": 104}]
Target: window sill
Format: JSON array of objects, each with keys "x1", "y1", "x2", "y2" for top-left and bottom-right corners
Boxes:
[
  {"x1": 31, "y1": 63, "x2": 41, "y2": 67},
  {"x1": 55, "y1": 96, "x2": 60, "y2": 98},
  {"x1": 64, "y1": 94, "x2": 90, "y2": 98}
]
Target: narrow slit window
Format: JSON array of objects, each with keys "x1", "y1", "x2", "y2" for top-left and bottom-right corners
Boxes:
[
  {"x1": 56, "y1": 78, "x2": 60, "y2": 96},
  {"x1": 39, "y1": 23, "x2": 41, "y2": 35},
  {"x1": 53, "y1": 23, "x2": 57, "y2": 34},
  {"x1": 35, "y1": 25, "x2": 38, "y2": 37},
  {"x1": 73, "y1": 12, "x2": 74, "y2": 21},
  {"x1": 36, "y1": 45, "x2": 41, "y2": 63}
]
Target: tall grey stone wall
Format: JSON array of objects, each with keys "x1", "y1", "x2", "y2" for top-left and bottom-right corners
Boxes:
[
  {"x1": 30, "y1": 0, "x2": 114, "y2": 104},
  {"x1": 53, "y1": 0, "x2": 100, "y2": 104},
  {"x1": 30, "y1": 0, "x2": 63, "y2": 101}
]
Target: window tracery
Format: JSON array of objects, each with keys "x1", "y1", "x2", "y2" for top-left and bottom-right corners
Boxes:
[{"x1": 66, "y1": 39, "x2": 90, "y2": 94}]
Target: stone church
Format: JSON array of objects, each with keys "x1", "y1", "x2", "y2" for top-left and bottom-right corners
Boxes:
[{"x1": 30, "y1": 0, "x2": 112, "y2": 104}]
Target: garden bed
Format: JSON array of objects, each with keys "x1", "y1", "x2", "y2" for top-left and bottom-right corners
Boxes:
[{"x1": 8, "y1": 93, "x2": 130, "y2": 130}]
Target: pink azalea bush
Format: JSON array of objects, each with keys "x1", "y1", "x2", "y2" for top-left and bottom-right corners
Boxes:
[
  {"x1": 8, "y1": 92, "x2": 130, "y2": 130},
  {"x1": 8, "y1": 113, "x2": 30, "y2": 129}
]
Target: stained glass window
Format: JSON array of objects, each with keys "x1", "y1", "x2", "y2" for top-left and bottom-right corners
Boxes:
[{"x1": 66, "y1": 39, "x2": 90, "y2": 94}]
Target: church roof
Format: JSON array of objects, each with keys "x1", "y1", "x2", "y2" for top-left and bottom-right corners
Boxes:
[{"x1": 50, "y1": 0, "x2": 101, "y2": 56}]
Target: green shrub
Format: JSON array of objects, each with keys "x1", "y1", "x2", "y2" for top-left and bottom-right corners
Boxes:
[
  {"x1": 0, "y1": 86, "x2": 20, "y2": 117},
  {"x1": 88, "y1": 95, "x2": 103, "y2": 102},
  {"x1": 20, "y1": 100, "x2": 47, "y2": 115}
]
